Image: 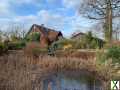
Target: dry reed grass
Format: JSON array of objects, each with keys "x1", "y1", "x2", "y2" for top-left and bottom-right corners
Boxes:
[
  {"x1": 55, "y1": 50, "x2": 96, "y2": 60},
  {"x1": 0, "y1": 52, "x2": 116, "y2": 90}
]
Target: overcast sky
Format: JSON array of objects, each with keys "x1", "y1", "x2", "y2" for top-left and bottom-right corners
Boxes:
[{"x1": 0, "y1": 0, "x2": 96, "y2": 37}]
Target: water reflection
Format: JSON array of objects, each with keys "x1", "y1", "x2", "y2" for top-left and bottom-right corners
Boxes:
[
  {"x1": 40, "y1": 72, "x2": 102, "y2": 90},
  {"x1": 61, "y1": 75, "x2": 90, "y2": 90}
]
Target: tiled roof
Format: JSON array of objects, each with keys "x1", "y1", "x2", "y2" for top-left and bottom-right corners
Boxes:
[
  {"x1": 26, "y1": 24, "x2": 62, "y2": 37},
  {"x1": 71, "y1": 32, "x2": 86, "y2": 38}
]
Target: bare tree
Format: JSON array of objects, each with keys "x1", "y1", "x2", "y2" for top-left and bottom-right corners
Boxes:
[
  {"x1": 80, "y1": 0, "x2": 120, "y2": 42},
  {"x1": 8, "y1": 23, "x2": 27, "y2": 41},
  {"x1": 90, "y1": 21, "x2": 104, "y2": 38},
  {"x1": 113, "y1": 22, "x2": 120, "y2": 40}
]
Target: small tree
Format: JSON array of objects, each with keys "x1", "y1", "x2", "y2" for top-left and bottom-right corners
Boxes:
[{"x1": 85, "y1": 31, "x2": 93, "y2": 48}]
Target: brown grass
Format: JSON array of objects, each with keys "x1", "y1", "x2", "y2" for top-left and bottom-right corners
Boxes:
[
  {"x1": 55, "y1": 50, "x2": 96, "y2": 60},
  {"x1": 0, "y1": 52, "x2": 116, "y2": 90}
]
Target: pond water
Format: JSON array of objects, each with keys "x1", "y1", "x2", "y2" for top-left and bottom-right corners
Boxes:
[
  {"x1": 41, "y1": 71, "x2": 102, "y2": 90},
  {"x1": 60, "y1": 76, "x2": 90, "y2": 90}
]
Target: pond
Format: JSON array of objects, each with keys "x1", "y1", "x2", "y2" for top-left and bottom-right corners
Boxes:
[{"x1": 39, "y1": 71, "x2": 102, "y2": 90}]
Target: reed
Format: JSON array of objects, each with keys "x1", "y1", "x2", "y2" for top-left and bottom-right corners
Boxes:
[{"x1": 0, "y1": 52, "x2": 116, "y2": 90}]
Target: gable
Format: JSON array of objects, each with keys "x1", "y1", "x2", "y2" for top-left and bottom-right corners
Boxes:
[{"x1": 25, "y1": 24, "x2": 63, "y2": 45}]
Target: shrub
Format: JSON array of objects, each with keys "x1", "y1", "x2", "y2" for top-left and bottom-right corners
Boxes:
[
  {"x1": 7, "y1": 41, "x2": 26, "y2": 50},
  {"x1": 53, "y1": 38, "x2": 76, "y2": 50},
  {"x1": 72, "y1": 31, "x2": 104, "y2": 49},
  {"x1": 0, "y1": 42, "x2": 8, "y2": 54},
  {"x1": 0, "y1": 42, "x2": 4, "y2": 50},
  {"x1": 96, "y1": 46, "x2": 120, "y2": 65},
  {"x1": 26, "y1": 32, "x2": 40, "y2": 42},
  {"x1": 90, "y1": 39, "x2": 98, "y2": 49},
  {"x1": 106, "y1": 46, "x2": 120, "y2": 64},
  {"x1": 85, "y1": 32, "x2": 104, "y2": 49}
]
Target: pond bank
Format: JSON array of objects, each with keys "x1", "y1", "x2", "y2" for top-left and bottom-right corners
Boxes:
[{"x1": 0, "y1": 53, "x2": 115, "y2": 90}]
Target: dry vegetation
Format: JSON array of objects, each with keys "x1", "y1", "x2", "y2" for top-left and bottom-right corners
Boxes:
[
  {"x1": 24, "y1": 43, "x2": 96, "y2": 59},
  {"x1": 55, "y1": 50, "x2": 96, "y2": 59},
  {"x1": 0, "y1": 51, "x2": 117, "y2": 90}
]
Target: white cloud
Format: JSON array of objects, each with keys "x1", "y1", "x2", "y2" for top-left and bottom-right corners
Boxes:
[
  {"x1": 14, "y1": 15, "x2": 37, "y2": 22},
  {"x1": 0, "y1": 0, "x2": 10, "y2": 15},
  {"x1": 0, "y1": 9, "x2": 65, "y2": 31},
  {"x1": 0, "y1": 0, "x2": 94, "y2": 37},
  {"x1": 63, "y1": 0, "x2": 82, "y2": 9},
  {"x1": 0, "y1": 0, "x2": 43, "y2": 16},
  {"x1": 0, "y1": 8, "x2": 94, "y2": 37},
  {"x1": 37, "y1": 10, "x2": 64, "y2": 30}
]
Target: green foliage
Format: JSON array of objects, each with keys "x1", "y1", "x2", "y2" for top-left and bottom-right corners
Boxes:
[
  {"x1": 90, "y1": 39, "x2": 98, "y2": 49},
  {"x1": 26, "y1": 32, "x2": 40, "y2": 42},
  {"x1": 97, "y1": 46, "x2": 120, "y2": 64},
  {"x1": 10, "y1": 35, "x2": 20, "y2": 42},
  {"x1": 53, "y1": 32, "x2": 104, "y2": 50},
  {"x1": 85, "y1": 31, "x2": 93, "y2": 44},
  {"x1": 85, "y1": 31, "x2": 103, "y2": 49},
  {"x1": 96, "y1": 50, "x2": 106, "y2": 64},
  {"x1": 0, "y1": 31, "x2": 2, "y2": 42},
  {"x1": 106, "y1": 46, "x2": 120, "y2": 64},
  {"x1": 8, "y1": 41, "x2": 26, "y2": 50},
  {"x1": 73, "y1": 31, "x2": 104, "y2": 49},
  {"x1": 53, "y1": 38, "x2": 76, "y2": 50},
  {"x1": 0, "y1": 42, "x2": 8, "y2": 54}
]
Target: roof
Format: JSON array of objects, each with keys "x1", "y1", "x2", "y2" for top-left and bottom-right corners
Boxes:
[
  {"x1": 71, "y1": 31, "x2": 104, "y2": 42},
  {"x1": 25, "y1": 24, "x2": 62, "y2": 38},
  {"x1": 71, "y1": 32, "x2": 86, "y2": 39}
]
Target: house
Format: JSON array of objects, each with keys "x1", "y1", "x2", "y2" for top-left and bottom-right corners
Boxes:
[
  {"x1": 26, "y1": 24, "x2": 63, "y2": 48},
  {"x1": 71, "y1": 31, "x2": 105, "y2": 48},
  {"x1": 71, "y1": 32, "x2": 86, "y2": 40}
]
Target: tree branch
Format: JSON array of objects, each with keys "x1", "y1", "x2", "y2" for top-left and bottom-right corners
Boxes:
[{"x1": 87, "y1": 15, "x2": 105, "y2": 20}]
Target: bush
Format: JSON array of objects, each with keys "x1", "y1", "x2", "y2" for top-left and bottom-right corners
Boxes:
[
  {"x1": 96, "y1": 46, "x2": 120, "y2": 64},
  {"x1": 53, "y1": 38, "x2": 75, "y2": 50},
  {"x1": 0, "y1": 43, "x2": 4, "y2": 50},
  {"x1": 26, "y1": 32, "x2": 40, "y2": 42},
  {"x1": 106, "y1": 46, "x2": 120, "y2": 64},
  {"x1": 8, "y1": 41, "x2": 26, "y2": 50},
  {"x1": 0, "y1": 42, "x2": 8, "y2": 54},
  {"x1": 84, "y1": 32, "x2": 104, "y2": 49},
  {"x1": 72, "y1": 31, "x2": 104, "y2": 49}
]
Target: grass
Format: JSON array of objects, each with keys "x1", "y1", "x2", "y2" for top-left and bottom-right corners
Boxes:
[{"x1": 0, "y1": 51, "x2": 119, "y2": 90}]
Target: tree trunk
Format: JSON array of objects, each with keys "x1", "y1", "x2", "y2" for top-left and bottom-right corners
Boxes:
[
  {"x1": 104, "y1": 0, "x2": 113, "y2": 43},
  {"x1": 108, "y1": 2, "x2": 112, "y2": 42}
]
